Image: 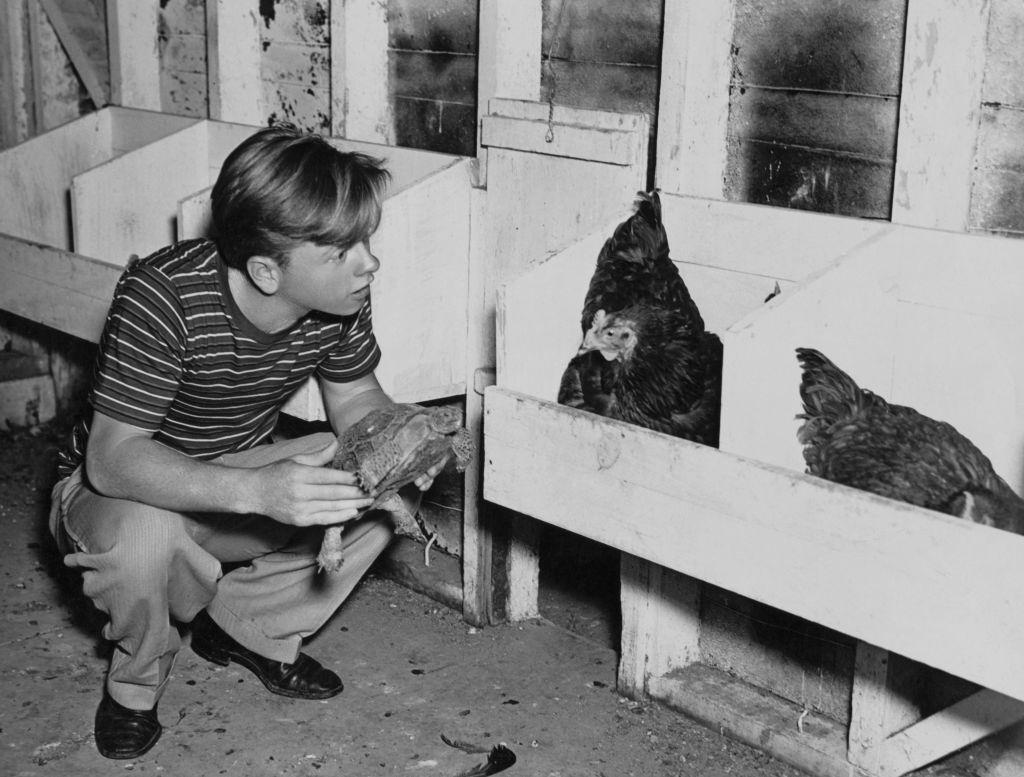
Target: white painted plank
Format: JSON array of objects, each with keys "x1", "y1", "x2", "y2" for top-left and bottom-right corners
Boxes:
[
  {"x1": 655, "y1": 0, "x2": 737, "y2": 198},
  {"x1": 483, "y1": 387, "x2": 1024, "y2": 703},
  {"x1": 892, "y1": 0, "x2": 991, "y2": 229},
  {"x1": 205, "y1": 0, "x2": 263, "y2": 124},
  {"x1": 330, "y1": 0, "x2": 391, "y2": 142},
  {"x1": 0, "y1": 107, "x2": 194, "y2": 251},
  {"x1": 106, "y1": 0, "x2": 160, "y2": 110},
  {"x1": 71, "y1": 121, "x2": 213, "y2": 264},
  {"x1": 0, "y1": 233, "x2": 120, "y2": 342}
]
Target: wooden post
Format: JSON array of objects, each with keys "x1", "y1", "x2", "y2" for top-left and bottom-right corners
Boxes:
[
  {"x1": 462, "y1": 0, "x2": 542, "y2": 625},
  {"x1": 618, "y1": 556, "x2": 701, "y2": 698},
  {"x1": 0, "y1": 0, "x2": 32, "y2": 148},
  {"x1": 329, "y1": 0, "x2": 391, "y2": 142},
  {"x1": 105, "y1": 0, "x2": 159, "y2": 110},
  {"x1": 847, "y1": 643, "x2": 921, "y2": 773},
  {"x1": 205, "y1": 0, "x2": 263, "y2": 124},
  {"x1": 892, "y1": 0, "x2": 992, "y2": 229},
  {"x1": 474, "y1": 0, "x2": 541, "y2": 182},
  {"x1": 655, "y1": 0, "x2": 737, "y2": 198}
]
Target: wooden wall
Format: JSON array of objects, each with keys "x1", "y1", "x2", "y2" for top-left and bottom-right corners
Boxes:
[{"x1": 159, "y1": 0, "x2": 207, "y2": 118}]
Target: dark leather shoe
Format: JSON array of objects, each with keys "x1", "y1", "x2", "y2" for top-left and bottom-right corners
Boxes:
[
  {"x1": 95, "y1": 693, "x2": 161, "y2": 760},
  {"x1": 190, "y1": 609, "x2": 343, "y2": 700}
]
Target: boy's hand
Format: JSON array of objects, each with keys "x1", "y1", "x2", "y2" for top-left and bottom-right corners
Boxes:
[{"x1": 252, "y1": 439, "x2": 374, "y2": 526}]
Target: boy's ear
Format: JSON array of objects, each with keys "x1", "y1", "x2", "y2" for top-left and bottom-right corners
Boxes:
[{"x1": 246, "y1": 255, "x2": 282, "y2": 294}]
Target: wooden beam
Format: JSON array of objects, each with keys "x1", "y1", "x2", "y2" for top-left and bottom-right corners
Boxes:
[
  {"x1": 105, "y1": 0, "x2": 159, "y2": 109},
  {"x1": 37, "y1": 0, "x2": 107, "y2": 108},
  {"x1": 655, "y1": 0, "x2": 737, "y2": 198},
  {"x1": 205, "y1": 0, "x2": 262, "y2": 124},
  {"x1": 329, "y1": 0, "x2": 391, "y2": 142},
  {"x1": 892, "y1": 0, "x2": 991, "y2": 229}
]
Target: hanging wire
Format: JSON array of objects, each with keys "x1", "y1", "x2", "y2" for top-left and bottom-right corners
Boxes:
[{"x1": 544, "y1": 0, "x2": 572, "y2": 142}]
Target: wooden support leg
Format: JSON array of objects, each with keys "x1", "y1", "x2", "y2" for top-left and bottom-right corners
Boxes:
[
  {"x1": 848, "y1": 642, "x2": 921, "y2": 773},
  {"x1": 618, "y1": 556, "x2": 701, "y2": 698}
]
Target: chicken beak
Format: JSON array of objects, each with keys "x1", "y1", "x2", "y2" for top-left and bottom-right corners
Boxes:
[{"x1": 579, "y1": 329, "x2": 619, "y2": 361}]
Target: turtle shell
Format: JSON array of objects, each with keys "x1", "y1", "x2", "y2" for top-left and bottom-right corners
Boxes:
[{"x1": 333, "y1": 403, "x2": 473, "y2": 504}]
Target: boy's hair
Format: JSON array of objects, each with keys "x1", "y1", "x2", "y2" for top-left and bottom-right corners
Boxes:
[{"x1": 210, "y1": 123, "x2": 391, "y2": 271}]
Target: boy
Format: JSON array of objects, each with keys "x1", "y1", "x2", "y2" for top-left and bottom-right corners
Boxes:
[{"x1": 48, "y1": 124, "x2": 444, "y2": 759}]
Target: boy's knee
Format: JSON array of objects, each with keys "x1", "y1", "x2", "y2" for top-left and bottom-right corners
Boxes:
[{"x1": 82, "y1": 507, "x2": 187, "y2": 578}]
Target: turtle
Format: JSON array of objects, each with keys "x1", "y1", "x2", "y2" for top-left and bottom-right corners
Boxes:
[{"x1": 317, "y1": 402, "x2": 474, "y2": 572}]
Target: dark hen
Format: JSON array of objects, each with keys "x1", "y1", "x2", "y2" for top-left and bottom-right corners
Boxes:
[
  {"x1": 558, "y1": 190, "x2": 722, "y2": 446},
  {"x1": 796, "y1": 347, "x2": 1024, "y2": 533},
  {"x1": 579, "y1": 190, "x2": 704, "y2": 334}
]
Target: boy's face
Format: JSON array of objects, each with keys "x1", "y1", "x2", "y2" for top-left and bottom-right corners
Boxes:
[{"x1": 276, "y1": 240, "x2": 379, "y2": 317}]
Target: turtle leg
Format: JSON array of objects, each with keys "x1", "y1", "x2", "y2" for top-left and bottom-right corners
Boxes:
[{"x1": 317, "y1": 525, "x2": 345, "y2": 573}]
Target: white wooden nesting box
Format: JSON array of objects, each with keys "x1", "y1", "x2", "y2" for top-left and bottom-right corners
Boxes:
[
  {"x1": 67, "y1": 118, "x2": 474, "y2": 417},
  {"x1": 0, "y1": 108, "x2": 201, "y2": 427},
  {"x1": 484, "y1": 193, "x2": 1024, "y2": 776}
]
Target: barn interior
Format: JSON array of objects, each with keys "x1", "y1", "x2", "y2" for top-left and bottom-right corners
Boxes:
[{"x1": 1, "y1": 2, "x2": 1023, "y2": 776}]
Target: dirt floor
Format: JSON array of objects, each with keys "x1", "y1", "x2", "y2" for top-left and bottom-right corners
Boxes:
[{"x1": 0, "y1": 422, "x2": 1017, "y2": 777}]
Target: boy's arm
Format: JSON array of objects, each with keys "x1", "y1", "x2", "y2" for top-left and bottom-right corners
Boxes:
[
  {"x1": 85, "y1": 411, "x2": 374, "y2": 526},
  {"x1": 319, "y1": 373, "x2": 445, "y2": 490}
]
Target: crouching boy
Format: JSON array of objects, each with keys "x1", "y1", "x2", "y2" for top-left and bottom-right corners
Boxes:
[{"x1": 49, "y1": 124, "x2": 444, "y2": 759}]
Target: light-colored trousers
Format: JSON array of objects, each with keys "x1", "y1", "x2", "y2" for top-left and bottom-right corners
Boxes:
[{"x1": 49, "y1": 432, "x2": 395, "y2": 711}]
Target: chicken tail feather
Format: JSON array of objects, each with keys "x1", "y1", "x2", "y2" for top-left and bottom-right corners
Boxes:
[{"x1": 795, "y1": 347, "x2": 887, "y2": 442}]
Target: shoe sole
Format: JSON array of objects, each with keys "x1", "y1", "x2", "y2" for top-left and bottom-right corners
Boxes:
[
  {"x1": 97, "y1": 731, "x2": 161, "y2": 761},
  {"x1": 191, "y1": 639, "x2": 343, "y2": 700}
]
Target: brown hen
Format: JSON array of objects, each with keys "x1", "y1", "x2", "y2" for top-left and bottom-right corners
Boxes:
[{"x1": 796, "y1": 347, "x2": 1024, "y2": 533}]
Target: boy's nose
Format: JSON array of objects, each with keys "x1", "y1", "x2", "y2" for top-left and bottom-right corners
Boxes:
[{"x1": 354, "y1": 243, "x2": 380, "y2": 274}]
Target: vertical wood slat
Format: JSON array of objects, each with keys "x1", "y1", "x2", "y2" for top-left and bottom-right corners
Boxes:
[
  {"x1": 655, "y1": 0, "x2": 737, "y2": 198},
  {"x1": 26, "y1": 0, "x2": 46, "y2": 133},
  {"x1": 105, "y1": 0, "x2": 159, "y2": 110},
  {"x1": 619, "y1": 556, "x2": 701, "y2": 698},
  {"x1": 205, "y1": 0, "x2": 262, "y2": 124},
  {"x1": 0, "y1": 0, "x2": 30, "y2": 149},
  {"x1": 329, "y1": 0, "x2": 391, "y2": 143},
  {"x1": 461, "y1": 0, "x2": 541, "y2": 625},
  {"x1": 474, "y1": 0, "x2": 541, "y2": 182},
  {"x1": 891, "y1": 0, "x2": 992, "y2": 229},
  {"x1": 847, "y1": 642, "x2": 920, "y2": 772}
]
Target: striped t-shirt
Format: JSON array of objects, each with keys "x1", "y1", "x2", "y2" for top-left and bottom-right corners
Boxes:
[{"x1": 58, "y1": 238, "x2": 380, "y2": 476}]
